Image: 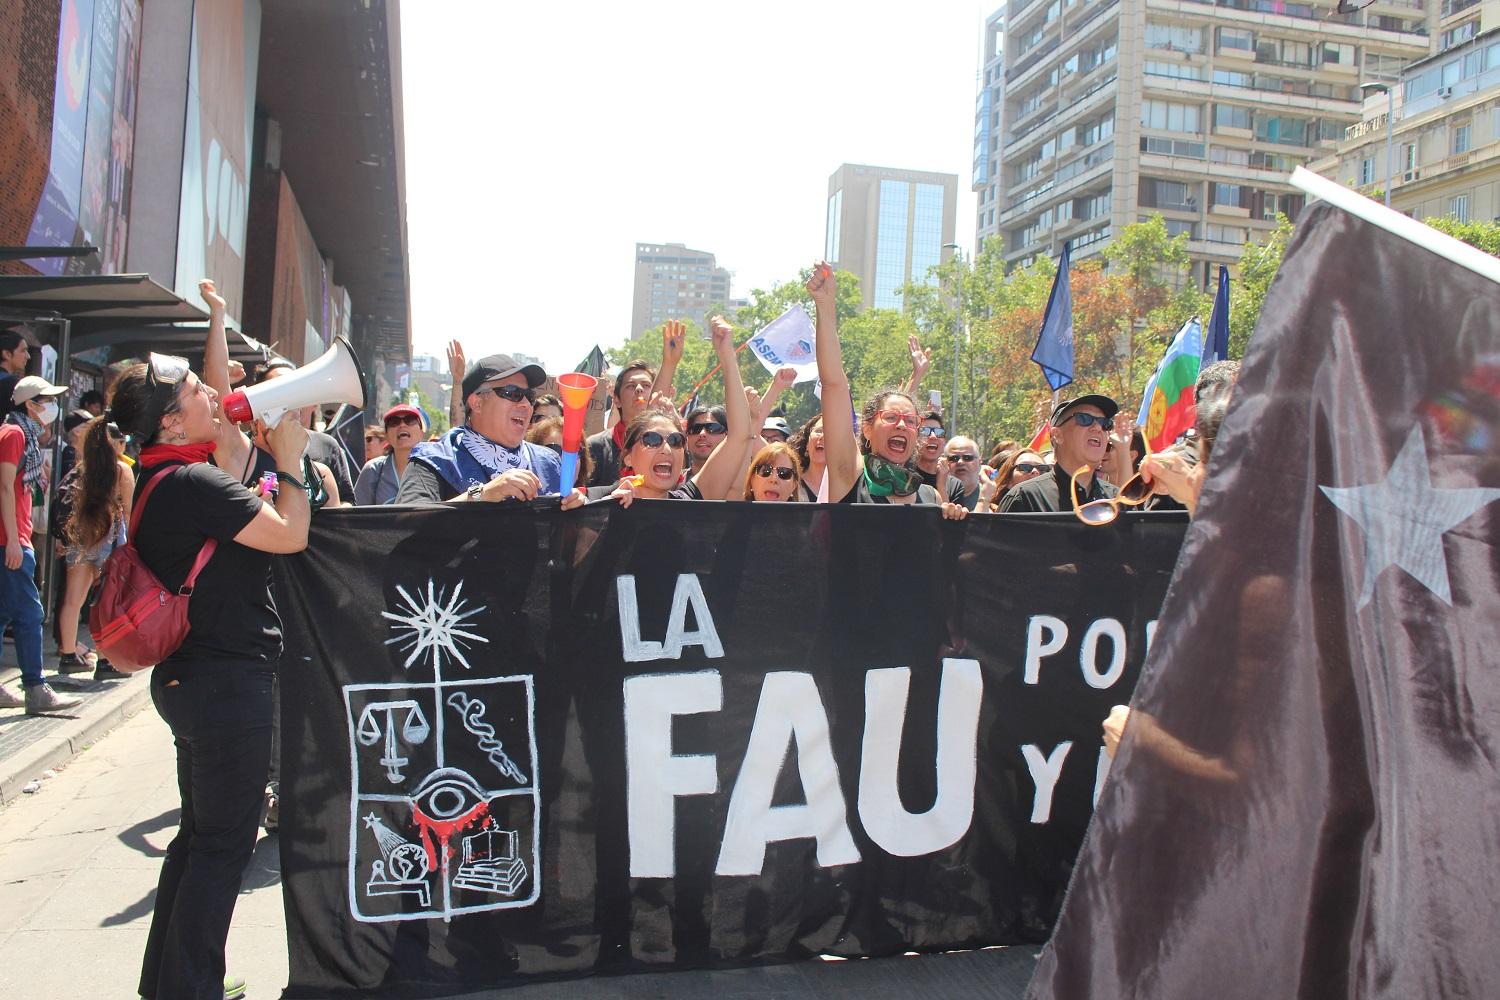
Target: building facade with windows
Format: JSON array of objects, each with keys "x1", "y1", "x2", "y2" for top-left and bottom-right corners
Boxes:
[
  {"x1": 979, "y1": 0, "x2": 1433, "y2": 282},
  {"x1": 629, "y1": 243, "x2": 734, "y2": 338},
  {"x1": 976, "y1": 10, "x2": 1008, "y2": 247},
  {"x1": 825, "y1": 164, "x2": 959, "y2": 311},
  {"x1": 1311, "y1": 27, "x2": 1500, "y2": 225}
]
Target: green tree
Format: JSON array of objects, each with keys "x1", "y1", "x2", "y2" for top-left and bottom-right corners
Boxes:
[
  {"x1": 1228, "y1": 214, "x2": 1294, "y2": 359},
  {"x1": 390, "y1": 384, "x2": 451, "y2": 436},
  {"x1": 1424, "y1": 215, "x2": 1500, "y2": 256}
]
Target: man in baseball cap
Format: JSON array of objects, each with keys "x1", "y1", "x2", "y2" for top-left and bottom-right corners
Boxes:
[
  {"x1": 998, "y1": 393, "x2": 1120, "y2": 513},
  {"x1": 0, "y1": 375, "x2": 80, "y2": 714},
  {"x1": 396, "y1": 354, "x2": 560, "y2": 503}
]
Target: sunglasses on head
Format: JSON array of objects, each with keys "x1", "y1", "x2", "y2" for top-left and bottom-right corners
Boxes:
[
  {"x1": 754, "y1": 464, "x2": 796, "y2": 481},
  {"x1": 689, "y1": 421, "x2": 726, "y2": 435},
  {"x1": 479, "y1": 384, "x2": 536, "y2": 404},
  {"x1": 917, "y1": 426, "x2": 945, "y2": 438},
  {"x1": 636, "y1": 430, "x2": 686, "y2": 450},
  {"x1": 1063, "y1": 411, "x2": 1114, "y2": 431}
]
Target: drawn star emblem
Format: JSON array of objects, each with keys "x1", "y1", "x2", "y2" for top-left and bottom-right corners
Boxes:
[
  {"x1": 1319, "y1": 425, "x2": 1500, "y2": 608},
  {"x1": 382, "y1": 579, "x2": 489, "y2": 672}
]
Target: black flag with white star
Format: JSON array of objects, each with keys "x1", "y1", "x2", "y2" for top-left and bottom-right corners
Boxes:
[{"x1": 1027, "y1": 198, "x2": 1500, "y2": 999}]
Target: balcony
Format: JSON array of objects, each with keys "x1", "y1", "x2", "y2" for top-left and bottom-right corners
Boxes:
[{"x1": 1441, "y1": 0, "x2": 1479, "y2": 17}]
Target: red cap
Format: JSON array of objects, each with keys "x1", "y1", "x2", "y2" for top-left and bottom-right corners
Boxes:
[{"x1": 382, "y1": 403, "x2": 424, "y2": 426}]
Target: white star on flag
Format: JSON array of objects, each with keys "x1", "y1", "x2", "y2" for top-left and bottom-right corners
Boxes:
[{"x1": 1319, "y1": 425, "x2": 1500, "y2": 609}]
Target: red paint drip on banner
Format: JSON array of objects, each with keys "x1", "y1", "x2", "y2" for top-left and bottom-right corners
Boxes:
[{"x1": 411, "y1": 800, "x2": 490, "y2": 871}]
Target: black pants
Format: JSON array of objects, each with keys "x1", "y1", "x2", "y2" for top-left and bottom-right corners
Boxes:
[{"x1": 139, "y1": 666, "x2": 275, "y2": 1000}]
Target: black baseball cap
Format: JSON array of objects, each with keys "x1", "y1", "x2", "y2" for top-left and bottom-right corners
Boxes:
[
  {"x1": 1050, "y1": 393, "x2": 1119, "y2": 425},
  {"x1": 462, "y1": 354, "x2": 547, "y2": 398}
]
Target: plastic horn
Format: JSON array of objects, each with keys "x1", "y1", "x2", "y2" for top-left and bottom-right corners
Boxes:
[{"x1": 555, "y1": 371, "x2": 598, "y2": 490}]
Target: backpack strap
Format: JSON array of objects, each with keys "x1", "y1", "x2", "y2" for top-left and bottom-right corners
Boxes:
[{"x1": 131, "y1": 464, "x2": 219, "y2": 597}]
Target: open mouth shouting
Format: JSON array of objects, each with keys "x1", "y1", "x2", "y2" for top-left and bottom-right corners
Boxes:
[{"x1": 885, "y1": 433, "x2": 912, "y2": 461}]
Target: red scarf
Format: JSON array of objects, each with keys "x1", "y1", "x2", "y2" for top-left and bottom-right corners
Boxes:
[
  {"x1": 139, "y1": 441, "x2": 217, "y2": 468},
  {"x1": 613, "y1": 420, "x2": 631, "y2": 477}
]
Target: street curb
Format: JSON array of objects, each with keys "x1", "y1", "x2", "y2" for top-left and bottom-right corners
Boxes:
[{"x1": 0, "y1": 678, "x2": 154, "y2": 804}]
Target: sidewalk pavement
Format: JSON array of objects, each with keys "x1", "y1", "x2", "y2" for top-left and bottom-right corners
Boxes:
[
  {"x1": 0, "y1": 706, "x2": 1040, "y2": 999},
  {"x1": 0, "y1": 633, "x2": 154, "y2": 804}
]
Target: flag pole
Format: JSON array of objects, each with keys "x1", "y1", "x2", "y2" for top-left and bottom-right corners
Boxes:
[{"x1": 677, "y1": 339, "x2": 752, "y2": 408}]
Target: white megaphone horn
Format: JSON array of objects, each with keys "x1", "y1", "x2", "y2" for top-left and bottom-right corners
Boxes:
[{"x1": 220, "y1": 335, "x2": 367, "y2": 426}]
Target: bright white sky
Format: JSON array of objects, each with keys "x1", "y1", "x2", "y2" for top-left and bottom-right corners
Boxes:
[{"x1": 401, "y1": 1, "x2": 988, "y2": 374}]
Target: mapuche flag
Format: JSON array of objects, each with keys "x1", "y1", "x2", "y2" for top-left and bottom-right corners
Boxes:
[
  {"x1": 1136, "y1": 316, "x2": 1203, "y2": 451},
  {"x1": 1027, "y1": 179, "x2": 1500, "y2": 999}
]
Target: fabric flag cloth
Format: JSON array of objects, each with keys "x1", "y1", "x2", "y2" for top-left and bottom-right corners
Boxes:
[
  {"x1": 1203, "y1": 264, "x2": 1230, "y2": 364},
  {"x1": 745, "y1": 304, "x2": 818, "y2": 383},
  {"x1": 1135, "y1": 316, "x2": 1202, "y2": 452},
  {"x1": 1027, "y1": 420, "x2": 1051, "y2": 454},
  {"x1": 575, "y1": 345, "x2": 606, "y2": 378},
  {"x1": 1026, "y1": 199, "x2": 1500, "y2": 1000},
  {"x1": 1030, "y1": 242, "x2": 1074, "y2": 391}
]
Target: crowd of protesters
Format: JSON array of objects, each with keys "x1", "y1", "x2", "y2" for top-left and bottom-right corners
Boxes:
[{"x1": 0, "y1": 261, "x2": 1236, "y2": 1000}]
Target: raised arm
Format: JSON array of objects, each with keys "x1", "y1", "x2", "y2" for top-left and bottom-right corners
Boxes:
[
  {"x1": 722, "y1": 367, "x2": 796, "y2": 498},
  {"x1": 653, "y1": 319, "x2": 685, "y2": 400},
  {"x1": 446, "y1": 339, "x2": 466, "y2": 428},
  {"x1": 200, "y1": 279, "x2": 255, "y2": 464},
  {"x1": 900, "y1": 334, "x2": 932, "y2": 399},
  {"x1": 688, "y1": 317, "x2": 751, "y2": 501},
  {"x1": 809, "y1": 264, "x2": 858, "y2": 501}
]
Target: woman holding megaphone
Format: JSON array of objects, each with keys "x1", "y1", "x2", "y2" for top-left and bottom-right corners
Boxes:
[{"x1": 73, "y1": 311, "x2": 311, "y2": 999}]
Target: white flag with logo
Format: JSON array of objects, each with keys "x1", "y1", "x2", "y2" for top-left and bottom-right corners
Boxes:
[{"x1": 745, "y1": 305, "x2": 818, "y2": 383}]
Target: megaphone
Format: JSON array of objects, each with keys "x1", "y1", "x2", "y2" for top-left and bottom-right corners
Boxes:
[{"x1": 221, "y1": 336, "x2": 367, "y2": 426}]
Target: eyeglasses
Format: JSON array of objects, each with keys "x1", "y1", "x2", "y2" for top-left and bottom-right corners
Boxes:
[
  {"x1": 754, "y1": 464, "x2": 796, "y2": 481},
  {"x1": 479, "y1": 384, "x2": 536, "y2": 404},
  {"x1": 875, "y1": 410, "x2": 920, "y2": 429},
  {"x1": 1072, "y1": 439, "x2": 1153, "y2": 526},
  {"x1": 1015, "y1": 462, "x2": 1052, "y2": 475},
  {"x1": 636, "y1": 430, "x2": 686, "y2": 450},
  {"x1": 1063, "y1": 411, "x2": 1114, "y2": 431},
  {"x1": 917, "y1": 426, "x2": 945, "y2": 438},
  {"x1": 385, "y1": 413, "x2": 421, "y2": 427},
  {"x1": 688, "y1": 421, "x2": 726, "y2": 435},
  {"x1": 947, "y1": 453, "x2": 977, "y2": 463}
]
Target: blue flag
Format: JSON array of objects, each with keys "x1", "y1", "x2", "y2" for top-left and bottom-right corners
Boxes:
[
  {"x1": 1203, "y1": 264, "x2": 1230, "y2": 364},
  {"x1": 1030, "y1": 242, "x2": 1074, "y2": 391}
]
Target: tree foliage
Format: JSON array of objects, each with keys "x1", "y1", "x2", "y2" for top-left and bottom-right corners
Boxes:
[
  {"x1": 1424, "y1": 215, "x2": 1500, "y2": 257},
  {"x1": 608, "y1": 214, "x2": 1298, "y2": 452}
]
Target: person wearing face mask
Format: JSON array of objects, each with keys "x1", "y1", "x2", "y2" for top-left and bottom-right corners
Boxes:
[{"x1": 0, "y1": 376, "x2": 83, "y2": 714}]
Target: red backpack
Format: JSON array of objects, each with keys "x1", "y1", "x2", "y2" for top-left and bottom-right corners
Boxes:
[{"x1": 89, "y1": 466, "x2": 216, "y2": 672}]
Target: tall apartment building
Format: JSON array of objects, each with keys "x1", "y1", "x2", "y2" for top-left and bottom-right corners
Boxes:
[
  {"x1": 975, "y1": 10, "x2": 1008, "y2": 247},
  {"x1": 630, "y1": 243, "x2": 734, "y2": 338},
  {"x1": 1311, "y1": 27, "x2": 1500, "y2": 223},
  {"x1": 825, "y1": 164, "x2": 959, "y2": 311},
  {"x1": 979, "y1": 0, "x2": 1434, "y2": 283}
]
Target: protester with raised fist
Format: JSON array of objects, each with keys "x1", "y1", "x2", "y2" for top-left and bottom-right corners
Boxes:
[
  {"x1": 807, "y1": 262, "x2": 967, "y2": 521},
  {"x1": 85, "y1": 349, "x2": 310, "y2": 1000}
]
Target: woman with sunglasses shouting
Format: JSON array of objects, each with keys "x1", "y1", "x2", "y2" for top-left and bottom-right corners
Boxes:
[
  {"x1": 70, "y1": 345, "x2": 311, "y2": 1000},
  {"x1": 354, "y1": 403, "x2": 424, "y2": 505},
  {"x1": 806, "y1": 264, "x2": 967, "y2": 520},
  {"x1": 564, "y1": 316, "x2": 751, "y2": 508}
]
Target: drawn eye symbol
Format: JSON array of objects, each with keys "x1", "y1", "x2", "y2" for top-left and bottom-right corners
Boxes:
[{"x1": 411, "y1": 767, "x2": 486, "y2": 821}]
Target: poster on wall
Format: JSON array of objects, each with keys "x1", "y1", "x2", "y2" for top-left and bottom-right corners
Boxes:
[
  {"x1": 22, "y1": 0, "x2": 142, "y2": 276},
  {"x1": 173, "y1": 0, "x2": 261, "y2": 326}
]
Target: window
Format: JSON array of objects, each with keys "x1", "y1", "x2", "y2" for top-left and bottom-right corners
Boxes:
[
  {"x1": 1217, "y1": 27, "x2": 1254, "y2": 53},
  {"x1": 873, "y1": 181, "x2": 910, "y2": 310},
  {"x1": 1321, "y1": 42, "x2": 1356, "y2": 66},
  {"x1": 1205, "y1": 223, "x2": 1249, "y2": 244},
  {"x1": 1144, "y1": 23, "x2": 1204, "y2": 53},
  {"x1": 1255, "y1": 113, "x2": 1310, "y2": 146},
  {"x1": 825, "y1": 190, "x2": 843, "y2": 261},
  {"x1": 1453, "y1": 124, "x2": 1472, "y2": 154},
  {"x1": 1141, "y1": 100, "x2": 1202, "y2": 133},
  {"x1": 1141, "y1": 136, "x2": 1206, "y2": 158},
  {"x1": 1402, "y1": 143, "x2": 1419, "y2": 180},
  {"x1": 1076, "y1": 190, "x2": 1111, "y2": 220},
  {"x1": 1079, "y1": 114, "x2": 1114, "y2": 146},
  {"x1": 1359, "y1": 157, "x2": 1375, "y2": 185},
  {"x1": 1139, "y1": 178, "x2": 1196, "y2": 210},
  {"x1": 1213, "y1": 182, "x2": 1245, "y2": 209},
  {"x1": 1214, "y1": 103, "x2": 1252, "y2": 130},
  {"x1": 1449, "y1": 195, "x2": 1470, "y2": 223},
  {"x1": 1145, "y1": 60, "x2": 1205, "y2": 81}
]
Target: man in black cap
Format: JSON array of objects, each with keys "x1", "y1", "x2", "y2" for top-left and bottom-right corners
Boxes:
[
  {"x1": 396, "y1": 354, "x2": 563, "y2": 503},
  {"x1": 998, "y1": 393, "x2": 1120, "y2": 513}
]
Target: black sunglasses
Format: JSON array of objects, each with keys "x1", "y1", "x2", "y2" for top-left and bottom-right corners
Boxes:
[
  {"x1": 480, "y1": 384, "x2": 536, "y2": 404},
  {"x1": 688, "y1": 421, "x2": 726, "y2": 435},
  {"x1": 1065, "y1": 412, "x2": 1114, "y2": 431},
  {"x1": 754, "y1": 464, "x2": 796, "y2": 481},
  {"x1": 1015, "y1": 462, "x2": 1052, "y2": 474},
  {"x1": 947, "y1": 453, "x2": 977, "y2": 463},
  {"x1": 637, "y1": 430, "x2": 686, "y2": 449},
  {"x1": 543, "y1": 442, "x2": 563, "y2": 454},
  {"x1": 916, "y1": 426, "x2": 945, "y2": 438}
]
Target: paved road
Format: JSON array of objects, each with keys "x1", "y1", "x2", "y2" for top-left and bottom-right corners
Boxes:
[{"x1": 0, "y1": 708, "x2": 1039, "y2": 999}]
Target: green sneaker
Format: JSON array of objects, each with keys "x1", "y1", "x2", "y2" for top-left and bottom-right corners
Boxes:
[{"x1": 224, "y1": 975, "x2": 247, "y2": 1000}]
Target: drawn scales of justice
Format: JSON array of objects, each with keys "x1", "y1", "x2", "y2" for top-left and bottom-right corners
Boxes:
[{"x1": 359, "y1": 691, "x2": 531, "y2": 907}]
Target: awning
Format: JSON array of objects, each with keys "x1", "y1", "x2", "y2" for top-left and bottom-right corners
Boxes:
[{"x1": 0, "y1": 273, "x2": 207, "y2": 325}]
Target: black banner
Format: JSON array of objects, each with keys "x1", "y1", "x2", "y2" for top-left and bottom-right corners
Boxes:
[{"x1": 276, "y1": 502, "x2": 1186, "y2": 996}]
